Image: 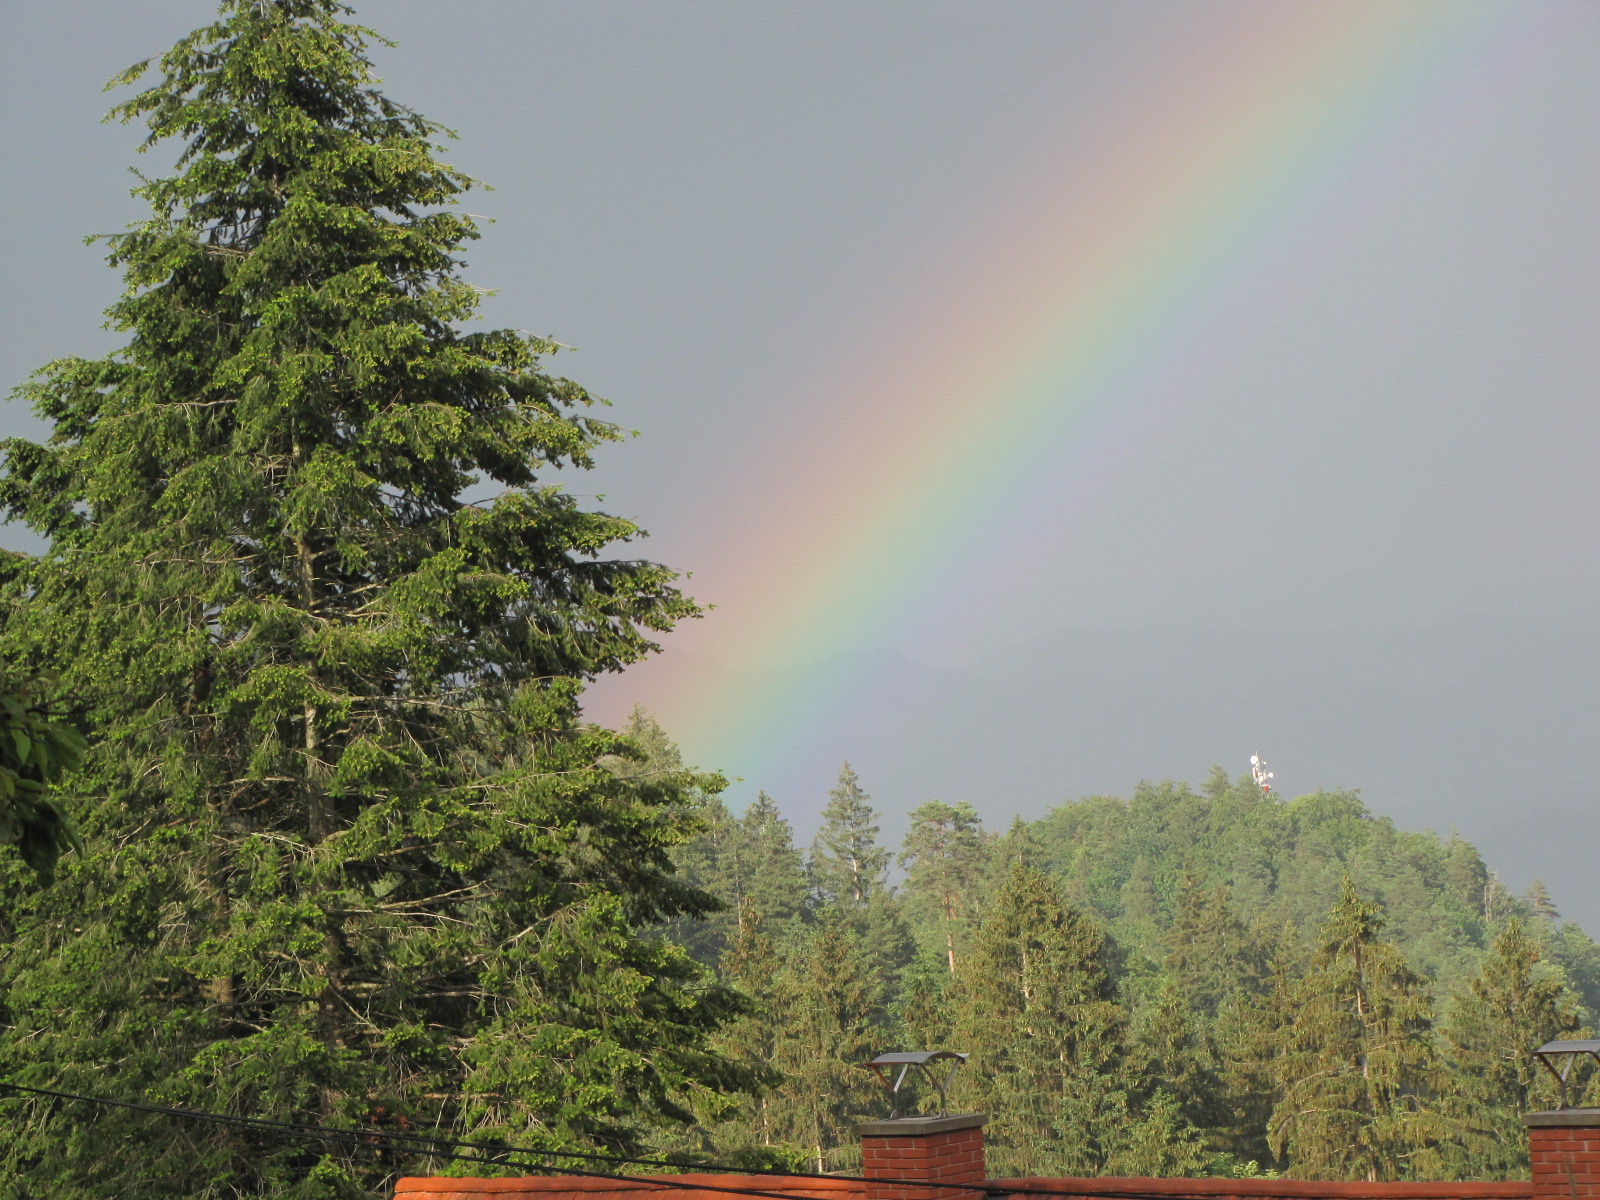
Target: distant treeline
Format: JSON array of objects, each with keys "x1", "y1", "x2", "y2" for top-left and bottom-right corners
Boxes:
[{"x1": 625, "y1": 712, "x2": 1598, "y2": 1182}]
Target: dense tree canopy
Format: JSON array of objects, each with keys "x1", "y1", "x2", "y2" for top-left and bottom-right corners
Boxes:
[{"x1": 667, "y1": 749, "x2": 1596, "y2": 1181}]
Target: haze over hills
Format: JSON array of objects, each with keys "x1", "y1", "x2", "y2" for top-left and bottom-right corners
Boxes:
[{"x1": 587, "y1": 606, "x2": 1600, "y2": 929}]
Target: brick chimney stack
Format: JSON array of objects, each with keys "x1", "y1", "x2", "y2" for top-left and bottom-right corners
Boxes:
[
  {"x1": 856, "y1": 1113, "x2": 987, "y2": 1200},
  {"x1": 1526, "y1": 1109, "x2": 1600, "y2": 1200}
]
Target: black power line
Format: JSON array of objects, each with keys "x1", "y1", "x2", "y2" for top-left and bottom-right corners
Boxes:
[
  {"x1": 0, "y1": 1080, "x2": 815, "y2": 1200},
  {"x1": 0, "y1": 1079, "x2": 1252, "y2": 1200}
]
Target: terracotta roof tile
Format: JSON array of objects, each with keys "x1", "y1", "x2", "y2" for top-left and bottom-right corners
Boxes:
[
  {"x1": 989, "y1": 1181, "x2": 1533, "y2": 1199},
  {"x1": 395, "y1": 1174, "x2": 866, "y2": 1200},
  {"x1": 396, "y1": 1174, "x2": 1535, "y2": 1200}
]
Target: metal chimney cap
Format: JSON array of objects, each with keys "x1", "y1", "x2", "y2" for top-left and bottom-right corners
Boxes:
[
  {"x1": 865, "y1": 1052, "x2": 968, "y2": 1067},
  {"x1": 860, "y1": 1051, "x2": 969, "y2": 1119},
  {"x1": 1532, "y1": 1040, "x2": 1600, "y2": 1108}
]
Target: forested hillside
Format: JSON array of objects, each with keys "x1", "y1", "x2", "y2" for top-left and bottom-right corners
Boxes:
[{"x1": 631, "y1": 711, "x2": 1600, "y2": 1182}]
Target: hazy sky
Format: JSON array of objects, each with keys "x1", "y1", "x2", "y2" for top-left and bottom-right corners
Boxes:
[{"x1": 4, "y1": 2, "x2": 1598, "y2": 915}]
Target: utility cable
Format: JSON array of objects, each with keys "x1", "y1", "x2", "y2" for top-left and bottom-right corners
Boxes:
[
  {"x1": 0, "y1": 1080, "x2": 815, "y2": 1200},
  {"x1": 0, "y1": 1079, "x2": 1280, "y2": 1200}
]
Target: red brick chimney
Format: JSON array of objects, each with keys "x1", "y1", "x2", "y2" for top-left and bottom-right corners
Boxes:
[
  {"x1": 1526, "y1": 1109, "x2": 1600, "y2": 1200},
  {"x1": 856, "y1": 1113, "x2": 987, "y2": 1200}
]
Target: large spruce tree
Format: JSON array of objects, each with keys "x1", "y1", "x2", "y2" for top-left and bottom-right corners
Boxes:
[
  {"x1": 1426, "y1": 917, "x2": 1583, "y2": 1180},
  {"x1": 809, "y1": 763, "x2": 889, "y2": 909},
  {"x1": 950, "y1": 864, "x2": 1206, "y2": 1178},
  {"x1": 0, "y1": 3, "x2": 753, "y2": 1197},
  {"x1": 1269, "y1": 878, "x2": 1439, "y2": 1181},
  {"x1": 898, "y1": 800, "x2": 987, "y2": 975}
]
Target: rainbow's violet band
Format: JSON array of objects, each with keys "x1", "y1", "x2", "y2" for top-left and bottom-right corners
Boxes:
[{"x1": 597, "y1": 2, "x2": 1521, "y2": 791}]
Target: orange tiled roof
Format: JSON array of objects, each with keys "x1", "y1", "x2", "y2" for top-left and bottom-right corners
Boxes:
[
  {"x1": 988, "y1": 1180, "x2": 1534, "y2": 1199},
  {"x1": 394, "y1": 1174, "x2": 865, "y2": 1200},
  {"x1": 395, "y1": 1175, "x2": 1534, "y2": 1200}
]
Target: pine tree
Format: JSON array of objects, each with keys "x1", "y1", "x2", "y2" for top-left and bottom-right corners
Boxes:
[
  {"x1": 1129, "y1": 979, "x2": 1224, "y2": 1145},
  {"x1": 729, "y1": 792, "x2": 809, "y2": 927},
  {"x1": 1524, "y1": 880, "x2": 1561, "y2": 926},
  {"x1": 670, "y1": 789, "x2": 809, "y2": 971},
  {"x1": 1118, "y1": 855, "x2": 1163, "y2": 946},
  {"x1": 809, "y1": 762, "x2": 889, "y2": 908},
  {"x1": 665, "y1": 791, "x2": 740, "y2": 965},
  {"x1": 1426, "y1": 917, "x2": 1582, "y2": 1179},
  {"x1": 1268, "y1": 877, "x2": 1439, "y2": 1181},
  {"x1": 893, "y1": 944, "x2": 954, "y2": 1050},
  {"x1": 1548, "y1": 923, "x2": 1600, "y2": 1021},
  {"x1": 1211, "y1": 920, "x2": 1305, "y2": 1171},
  {"x1": 768, "y1": 916, "x2": 884, "y2": 1172},
  {"x1": 1442, "y1": 836, "x2": 1489, "y2": 916},
  {"x1": 1166, "y1": 873, "x2": 1265, "y2": 1017},
  {"x1": 989, "y1": 814, "x2": 1046, "y2": 878},
  {"x1": 673, "y1": 904, "x2": 810, "y2": 1171},
  {"x1": 0, "y1": 4, "x2": 754, "y2": 1195},
  {"x1": 609, "y1": 706, "x2": 687, "y2": 782},
  {"x1": 898, "y1": 800, "x2": 987, "y2": 973},
  {"x1": 949, "y1": 864, "x2": 1142, "y2": 1176}
]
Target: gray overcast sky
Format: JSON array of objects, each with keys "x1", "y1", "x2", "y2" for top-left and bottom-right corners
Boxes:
[{"x1": 3, "y1": 2, "x2": 1598, "y2": 919}]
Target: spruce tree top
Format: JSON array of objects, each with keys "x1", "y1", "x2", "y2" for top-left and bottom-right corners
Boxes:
[
  {"x1": 4, "y1": 0, "x2": 691, "y2": 703},
  {"x1": 811, "y1": 762, "x2": 889, "y2": 907}
]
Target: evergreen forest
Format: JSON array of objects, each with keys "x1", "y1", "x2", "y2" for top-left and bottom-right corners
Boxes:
[
  {"x1": 637, "y1": 710, "x2": 1600, "y2": 1184},
  {"x1": 0, "y1": 3, "x2": 1588, "y2": 1197}
]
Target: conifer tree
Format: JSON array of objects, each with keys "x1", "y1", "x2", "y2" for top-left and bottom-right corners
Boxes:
[
  {"x1": 666, "y1": 791, "x2": 740, "y2": 965},
  {"x1": 1426, "y1": 917, "x2": 1582, "y2": 1179},
  {"x1": 1130, "y1": 980, "x2": 1224, "y2": 1144},
  {"x1": 809, "y1": 762, "x2": 889, "y2": 908},
  {"x1": 1216, "y1": 925, "x2": 1304, "y2": 1170},
  {"x1": 769, "y1": 916, "x2": 884, "y2": 1171},
  {"x1": 1118, "y1": 855, "x2": 1163, "y2": 946},
  {"x1": 949, "y1": 864, "x2": 1184, "y2": 1177},
  {"x1": 1166, "y1": 873, "x2": 1265, "y2": 1017},
  {"x1": 1524, "y1": 880, "x2": 1561, "y2": 926},
  {"x1": 609, "y1": 706, "x2": 688, "y2": 783},
  {"x1": 899, "y1": 800, "x2": 987, "y2": 973},
  {"x1": 729, "y1": 792, "x2": 809, "y2": 927},
  {"x1": 0, "y1": 4, "x2": 753, "y2": 1195},
  {"x1": 989, "y1": 814, "x2": 1046, "y2": 878},
  {"x1": 1442, "y1": 836, "x2": 1489, "y2": 916},
  {"x1": 1548, "y1": 924, "x2": 1600, "y2": 1020},
  {"x1": 894, "y1": 945, "x2": 954, "y2": 1049},
  {"x1": 1269, "y1": 877, "x2": 1439, "y2": 1181},
  {"x1": 680, "y1": 905, "x2": 809, "y2": 1171},
  {"x1": 671, "y1": 789, "x2": 809, "y2": 970}
]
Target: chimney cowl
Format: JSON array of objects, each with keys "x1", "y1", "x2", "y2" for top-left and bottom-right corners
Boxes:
[{"x1": 860, "y1": 1051, "x2": 968, "y2": 1119}]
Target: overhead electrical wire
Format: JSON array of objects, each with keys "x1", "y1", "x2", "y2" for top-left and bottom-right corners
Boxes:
[
  {"x1": 0, "y1": 1080, "x2": 813, "y2": 1200},
  {"x1": 0, "y1": 1079, "x2": 1238, "y2": 1200}
]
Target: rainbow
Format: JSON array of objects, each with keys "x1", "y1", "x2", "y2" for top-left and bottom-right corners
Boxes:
[{"x1": 588, "y1": 1, "x2": 1533, "y2": 798}]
